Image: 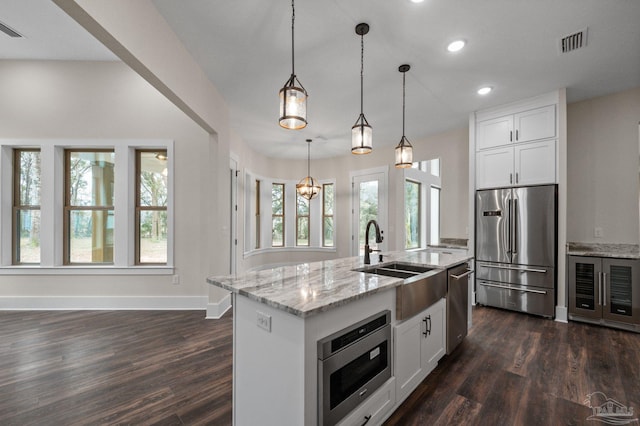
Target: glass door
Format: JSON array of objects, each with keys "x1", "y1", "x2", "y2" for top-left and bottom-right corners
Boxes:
[
  {"x1": 351, "y1": 168, "x2": 387, "y2": 256},
  {"x1": 603, "y1": 258, "x2": 639, "y2": 324},
  {"x1": 568, "y1": 256, "x2": 602, "y2": 320}
]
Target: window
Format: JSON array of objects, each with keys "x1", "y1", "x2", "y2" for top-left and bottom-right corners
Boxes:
[
  {"x1": 430, "y1": 186, "x2": 440, "y2": 245},
  {"x1": 13, "y1": 149, "x2": 41, "y2": 264},
  {"x1": 64, "y1": 150, "x2": 115, "y2": 264},
  {"x1": 296, "y1": 193, "x2": 309, "y2": 246},
  {"x1": 136, "y1": 150, "x2": 168, "y2": 264},
  {"x1": 405, "y1": 180, "x2": 421, "y2": 249},
  {"x1": 255, "y1": 179, "x2": 261, "y2": 249},
  {"x1": 322, "y1": 183, "x2": 334, "y2": 247},
  {"x1": 272, "y1": 183, "x2": 285, "y2": 247}
]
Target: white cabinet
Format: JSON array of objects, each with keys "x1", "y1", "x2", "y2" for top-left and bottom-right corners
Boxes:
[
  {"x1": 394, "y1": 298, "x2": 446, "y2": 404},
  {"x1": 336, "y1": 378, "x2": 396, "y2": 426},
  {"x1": 476, "y1": 139, "x2": 556, "y2": 189},
  {"x1": 476, "y1": 105, "x2": 556, "y2": 151}
]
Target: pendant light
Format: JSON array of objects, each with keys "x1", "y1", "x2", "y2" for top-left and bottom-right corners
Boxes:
[
  {"x1": 395, "y1": 64, "x2": 414, "y2": 168},
  {"x1": 279, "y1": 0, "x2": 307, "y2": 130},
  {"x1": 296, "y1": 139, "x2": 321, "y2": 200},
  {"x1": 352, "y1": 23, "x2": 372, "y2": 155}
]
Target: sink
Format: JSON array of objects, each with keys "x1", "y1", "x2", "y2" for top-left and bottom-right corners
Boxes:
[
  {"x1": 354, "y1": 262, "x2": 446, "y2": 320},
  {"x1": 353, "y1": 262, "x2": 434, "y2": 278}
]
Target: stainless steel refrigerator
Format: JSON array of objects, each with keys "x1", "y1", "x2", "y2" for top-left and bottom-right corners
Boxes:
[{"x1": 475, "y1": 184, "x2": 557, "y2": 317}]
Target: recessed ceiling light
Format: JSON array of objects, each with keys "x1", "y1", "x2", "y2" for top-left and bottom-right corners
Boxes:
[
  {"x1": 409, "y1": 0, "x2": 425, "y2": 3},
  {"x1": 477, "y1": 86, "x2": 492, "y2": 95},
  {"x1": 447, "y1": 40, "x2": 465, "y2": 52}
]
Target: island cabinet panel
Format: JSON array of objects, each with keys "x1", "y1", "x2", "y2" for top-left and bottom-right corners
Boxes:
[
  {"x1": 336, "y1": 378, "x2": 396, "y2": 426},
  {"x1": 393, "y1": 298, "x2": 446, "y2": 404}
]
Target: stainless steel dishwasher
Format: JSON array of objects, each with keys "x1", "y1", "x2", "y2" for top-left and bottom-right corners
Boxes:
[{"x1": 447, "y1": 262, "x2": 473, "y2": 354}]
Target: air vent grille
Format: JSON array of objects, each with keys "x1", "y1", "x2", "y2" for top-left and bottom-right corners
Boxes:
[
  {"x1": 0, "y1": 20, "x2": 22, "y2": 38},
  {"x1": 560, "y1": 28, "x2": 587, "y2": 54}
]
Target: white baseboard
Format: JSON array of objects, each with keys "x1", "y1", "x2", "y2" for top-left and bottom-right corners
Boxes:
[
  {"x1": 0, "y1": 296, "x2": 207, "y2": 310},
  {"x1": 555, "y1": 305, "x2": 568, "y2": 323},
  {"x1": 206, "y1": 292, "x2": 232, "y2": 319}
]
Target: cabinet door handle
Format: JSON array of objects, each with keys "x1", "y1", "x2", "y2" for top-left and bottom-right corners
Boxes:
[
  {"x1": 603, "y1": 272, "x2": 607, "y2": 307},
  {"x1": 423, "y1": 315, "x2": 431, "y2": 337},
  {"x1": 516, "y1": 129, "x2": 519, "y2": 141},
  {"x1": 451, "y1": 269, "x2": 474, "y2": 279},
  {"x1": 516, "y1": 172, "x2": 519, "y2": 183},
  {"x1": 510, "y1": 130, "x2": 513, "y2": 142},
  {"x1": 361, "y1": 414, "x2": 372, "y2": 426},
  {"x1": 510, "y1": 173, "x2": 513, "y2": 184},
  {"x1": 598, "y1": 272, "x2": 602, "y2": 306}
]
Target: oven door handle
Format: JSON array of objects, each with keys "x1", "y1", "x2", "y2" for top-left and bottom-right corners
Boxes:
[{"x1": 479, "y1": 281, "x2": 547, "y2": 295}]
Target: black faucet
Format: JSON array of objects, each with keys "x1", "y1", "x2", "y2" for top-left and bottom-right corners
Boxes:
[{"x1": 364, "y1": 219, "x2": 384, "y2": 264}]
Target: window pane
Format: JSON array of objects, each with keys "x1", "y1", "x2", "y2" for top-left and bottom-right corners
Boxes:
[
  {"x1": 323, "y1": 217, "x2": 334, "y2": 247},
  {"x1": 405, "y1": 180, "x2": 420, "y2": 249},
  {"x1": 69, "y1": 210, "x2": 114, "y2": 263},
  {"x1": 323, "y1": 184, "x2": 334, "y2": 215},
  {"x1": 272, "y1": 184, "x2": 284, "y2": 215},
  {"x1": 430, "y1": 186, "x2": 440, "y2": 245},
  {"x1": 16, "y1": 209, "x2": 40, "y2": 263},
  {"x1": 139, "y1": 152, "x2": 168, "y2": 207},
  {"x1": 297, "y1": 194, "x2": 309, "y2": 215},
  {"x1": 139, "y1": 210, "x2": 167, "y2": 263},
  {"x1": 272, "y1": 217, "x2": 284, "y2": 247},
  {"x1": 359, "y1": 181, "x2": 378, "y2": 254},
  {"x1": 18, "y1": 150, "x2": 41, "y2": 206},
  {"x1": 69, "y1": 151, "x2": 115, "y2": 206},
  {"x1": 430, "y1": 158, "x2": 440, "y2": 177},
  {"x1": 297, "y1": 217, "x2": 309, "y2": 246}
]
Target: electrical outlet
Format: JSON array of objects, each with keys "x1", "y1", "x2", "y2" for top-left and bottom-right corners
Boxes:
[
  {"x1": 257, "y1": 311, "x2": 271, "y2": 332},
  {"x1": 172, "y1": 274, "x2": 180, "y2": 285},
  {"x1": 594, "y1": 227, "x2": 603, "y2": 238}
]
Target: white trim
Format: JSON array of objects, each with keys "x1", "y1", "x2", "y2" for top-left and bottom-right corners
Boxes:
[
  {"x1": 0, "y1": 266, "x2": 174, "y2": 275},
  {"x1": 555, "y1": 305, "x2": 568, "y2": 323},
  {"x1": 206, "y1": 292, "x2": 232, "y2": 319},
  {"x1": 0, "y1": 296, "x2": 206, "y2": 310}
]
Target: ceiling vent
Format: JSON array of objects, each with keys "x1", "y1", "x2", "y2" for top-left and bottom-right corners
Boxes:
[
  {"x1": 0, "y1": 20, "x2": 23, "y2": 38},
  {"x1": 560, "y1": 28, "x2": 588, "y2": 54}
]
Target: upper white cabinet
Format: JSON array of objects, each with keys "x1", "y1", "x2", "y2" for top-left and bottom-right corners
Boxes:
[
  {"x1": 474, "y1": 97, "x2": 558, "y2": 189},
  {"x1": 476, "y1": 105, "x2": 556, "y2": 151},
  {"x1": 476, "y1": 139, "x2": 557, "y2": 189}
]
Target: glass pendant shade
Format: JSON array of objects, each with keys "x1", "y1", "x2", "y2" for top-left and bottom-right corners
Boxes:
[
  {"x1": 351, "y1": 114, "x2": 372, "y2": 154},
  {"x1": 296, "y1": 176, "x2": 321, "y2": 200},
  {"x1": 395, "y1": 136, "x2": 413, "y2": 168},
  {"x1": 279, "y1": 75, "x2": 307, "y2": 130}
]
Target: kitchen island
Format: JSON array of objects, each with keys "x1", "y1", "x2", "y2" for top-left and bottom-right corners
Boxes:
[{"x1": 208, "y1": 249, "x2": 472, "y2": 426}]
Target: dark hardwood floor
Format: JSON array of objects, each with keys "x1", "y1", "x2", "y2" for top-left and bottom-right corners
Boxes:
[
  {"x1": 1, "y1": 306, "x2": 638, "y2": 425},
  {"x1": 0, "y1": 310, "x2": 232, "y2": 425}
]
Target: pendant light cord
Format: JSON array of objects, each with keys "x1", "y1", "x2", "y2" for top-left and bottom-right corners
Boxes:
[
  {"x1": 291, "y1": 0, "x2": 295, "y2": 76},
  {"x1": 360, "y1": 31, "x2": 364, "y2": 115},
  {"x1": 307, "y1": 140, "x2": 310, "y2": 176},
  {"x1": 402, "y1": 71, "x2": 406, "y2": 137}
]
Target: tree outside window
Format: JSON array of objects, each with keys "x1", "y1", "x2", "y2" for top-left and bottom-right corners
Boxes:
[
  {"x1": 136, "y1": 150, "x2": 168, "y2": 264},
  {"x1": 322, "y1": 183, "x2": 334, "y2": 247},
  {"x1": 296, "y1": 193, "x2": 309, "y2": 246},
  {"x1": 272, "y1": 183, "x2": 285, "y2": 247},
  {"x1": 405, "y1": 180, "x2": 421, "y2": 249},
  {"x1": 13, "y1": 149, "x2": 41, "y2": 264}
]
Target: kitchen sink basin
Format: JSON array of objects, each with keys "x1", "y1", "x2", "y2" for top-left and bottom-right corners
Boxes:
[
  {"x1": 354, "y1": 261, "x2": 446, "y2": 320},
  {"x1": 353, "y1": 262, "x2": 434, "y2": 278}
]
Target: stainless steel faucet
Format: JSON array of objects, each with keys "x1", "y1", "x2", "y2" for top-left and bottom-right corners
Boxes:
[{"x1": 364, "y1": 219, "x2": 384, "y2": 264}]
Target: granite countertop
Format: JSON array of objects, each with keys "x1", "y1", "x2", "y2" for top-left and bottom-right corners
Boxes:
[
  {"x1": 207, "y1": 249, "x2": 472, "y2": 318},
  {"x1": 567, "y1": 242, "x2": 640, "y2": 259}
]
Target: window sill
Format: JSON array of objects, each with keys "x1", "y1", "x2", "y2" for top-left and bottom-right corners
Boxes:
[
  {"x1": 0, "y1": 266, "x2": 175, "y2": 275},
  {"x1": 243, "y1": 246, "x2": 337, "y2": 258}
]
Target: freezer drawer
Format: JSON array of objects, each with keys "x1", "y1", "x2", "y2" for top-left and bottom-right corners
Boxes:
[
  {"x1": 477, "y1": 261, "x2": 555, "y2": 289},
  {"x1": 476, "y1": 280, "x2": 554, "y2": 318}
]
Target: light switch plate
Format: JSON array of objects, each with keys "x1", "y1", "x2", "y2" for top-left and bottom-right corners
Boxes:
[
  {"x1": 257, "y1": 311, "x2": 271, "y2": 332},
  {"x1": 594, "y1": 227, "x2": 603, "y2": 238}
]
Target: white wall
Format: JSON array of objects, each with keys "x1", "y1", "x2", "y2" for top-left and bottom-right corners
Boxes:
[
  {"x1": 567, "y1": 86, "x2": 640, "y2": 244},
  {"x1": 231, "y1": 127, "x2": 469, "y2": 272},
  {"x1": 0, "y1": 60, "x2": 226, "y2": 308}
]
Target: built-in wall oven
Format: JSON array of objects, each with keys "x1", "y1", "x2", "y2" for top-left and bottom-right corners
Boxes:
[{"x1": 318, "y1": 310, "x2": 391, "y2": 426}]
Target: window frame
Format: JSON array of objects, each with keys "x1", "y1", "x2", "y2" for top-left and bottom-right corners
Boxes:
[
  {"x1": 322, "y1": 183, "x2": 334, "y2": 248},
  {"x1": 271, "y1": 182, "x2": 285, "y2": 247},
  {"x1": 0, "y1": 139, "x2": 174, "y2": 275},
  {"x1": 64, "y1": 148, "x2": 116, "y2": 265},
  {"x1": 135, "y1": 149, "x2": 168, "y2": 265},
  {"x1": 404, "y1": 178, "x2": 421, "y2": 250},
  {"x1": 295, "y1": 192, "x2": 310, "y2": 247},
  {"x1": 13, "y1": 148, "x2": 42, "y2": 265}
]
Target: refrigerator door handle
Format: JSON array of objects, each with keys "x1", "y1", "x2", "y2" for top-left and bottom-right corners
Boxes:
[
  {"x1": 479, "y1": 281, "x2": 548, "y2": 295},
  {"x1": 513, "y1": 198, "x2": 518, "y2": 255},
  {"x1": 507, "y1": 197, "x2": 512, "y2": 255},
  {"x1": 479, "y1": 263, "x2": 547, "y2": 274}
]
